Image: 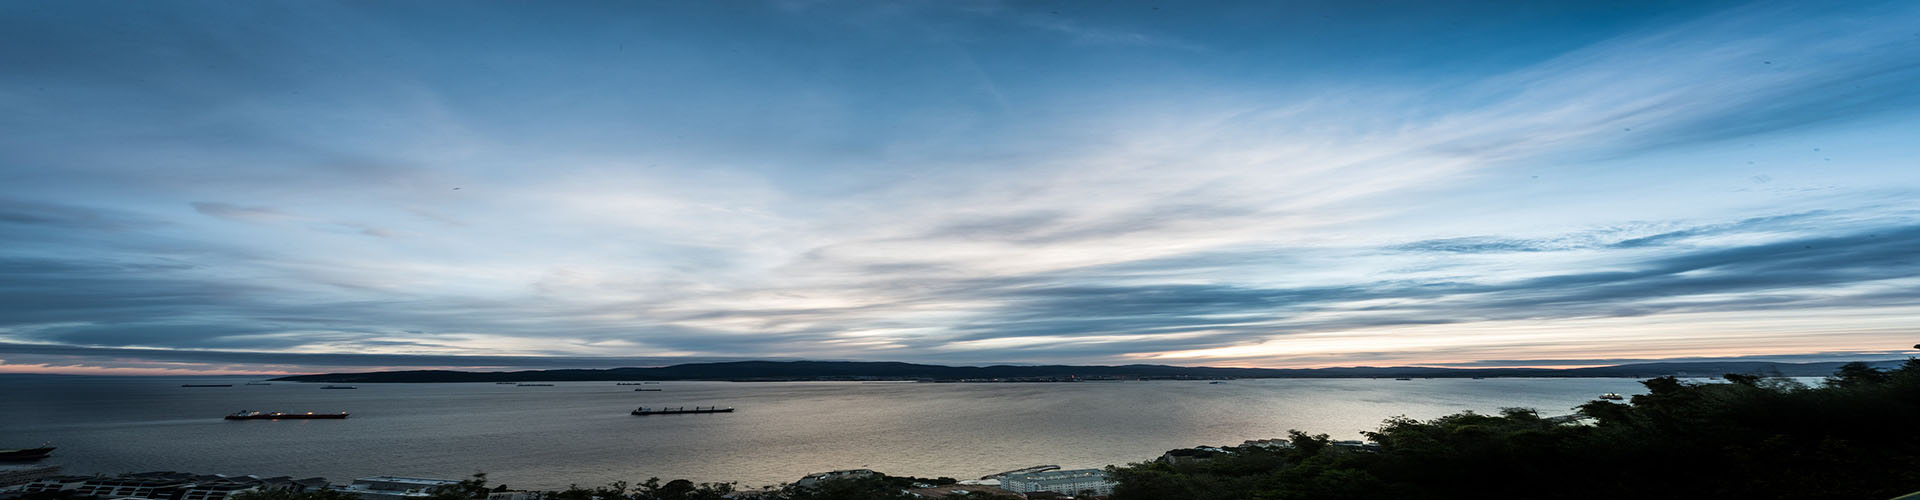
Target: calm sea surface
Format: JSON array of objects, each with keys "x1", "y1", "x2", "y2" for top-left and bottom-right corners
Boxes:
[{"x1": 1, "y1": 376, "x2": 1658, "y2": 489}]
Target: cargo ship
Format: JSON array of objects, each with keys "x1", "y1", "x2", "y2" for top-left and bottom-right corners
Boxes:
[
  {"x1": 631, "y1": 406, "x2": 733, "y2": 416},
  {"x1": 226, "y1": 410, "x2": 350, "y2": 420},
  {"x1": 0, "y1": 445, "x2": 54, "y2": 461}
]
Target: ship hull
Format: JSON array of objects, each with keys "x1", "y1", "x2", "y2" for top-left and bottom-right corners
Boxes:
[
  {"x1": 631, "y1": 408, "x2": 733, "y2": 416},
  {"x1": 0, "y1": 447, "x2": 55, "y2": 461},
  {"x1": 225, "y1": 413, "x2": 350, "y2": 420}
]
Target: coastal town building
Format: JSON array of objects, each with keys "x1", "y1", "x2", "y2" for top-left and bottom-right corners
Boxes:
[
  {"x1": 1157, "y1": 446, "x2": 1233, "y2": 465},
  {"x1": 997, "y1": 469, "x2": 1114, "y2": 497},
  {"x1": 5, "y1": 472, "x2": 329, "y2": 500},
  {"x1": 69, "y1": 472, "x2": 198, "y2": 499},
  {"x1": 9, "y1": 475, "x2": 91, "y2": 495},
  {"x1": 1238, "y1": 439, "x2": 1294, "y2": 450},
  {"x1": 330, "y1": 476, "x2": 462, "y2": 500},
  {"x1": 485, "y1": 490, "x2": 537, "y2": 500},
  {"x1": 179, "y1": 476, "x2": 329, "y2": 500}
]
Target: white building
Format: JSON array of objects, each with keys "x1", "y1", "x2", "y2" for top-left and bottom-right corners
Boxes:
[
  {"x1": 999, "y1": 469, "x2": 1114, "y2": 497},
  {"x1": 331, "y1": 476, "x2": 463, "y2": 500}
]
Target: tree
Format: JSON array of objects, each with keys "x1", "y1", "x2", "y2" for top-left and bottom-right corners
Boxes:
[{"x1": 231, "y1": 489, "x2": 365, "y2": 500}]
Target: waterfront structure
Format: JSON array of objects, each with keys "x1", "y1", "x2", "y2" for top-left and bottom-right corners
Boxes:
[
  {"x1": 331, "y1": 476, "x2": 462, "y2": 500},
  {"x1": 69, "y1": 472, "x2": 198, "y2": 498},
  {"x1": 0, "y1": 465, "x2": 61, "y2": 488},
  {"x1": 10, "y1": 472, "x2": 328, "y2": 500},
  {"x1": 179, "y1": 476, "x2": 329, "y2": 500},
  {"x1": 998, "y1": 469, "x2": 1114, "y2": 497},
  {"x1": 12, "y1": 475, "x2": 91, "y2": 495}
]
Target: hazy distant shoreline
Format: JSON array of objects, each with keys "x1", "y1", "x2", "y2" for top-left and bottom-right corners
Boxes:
[{"x1": 268, "y1": 359, "x2": 1905, "y2": 383}]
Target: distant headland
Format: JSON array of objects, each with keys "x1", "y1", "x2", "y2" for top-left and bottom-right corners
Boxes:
[{"x1": 268, "y1": 359, "x2": 1905, "y2": 383}]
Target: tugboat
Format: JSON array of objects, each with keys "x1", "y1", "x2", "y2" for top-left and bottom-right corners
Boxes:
[
  {"x1": 0, "y1": 445, "x2": 54, "y2": 461},
  {"x1": 225, "y1": 410, "x2": 350, "y2": 420},
  {"x1": 631, "y1": 406, "x2": 734, "y2": 416},
  {"x1": 1599, "y1": 393, "x2": 1625, "y2": 401}
]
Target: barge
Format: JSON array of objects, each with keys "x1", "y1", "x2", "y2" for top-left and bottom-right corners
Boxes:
[
  {"x1": 226, "y1": 410, "x2": 350, "y2": 420},
  {"x1": 631, "y1": 406, "x2": 733, "y2": 416}
]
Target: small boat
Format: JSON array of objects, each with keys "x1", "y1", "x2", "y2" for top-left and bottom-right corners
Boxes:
[
  {"x1": 0, "y1": 445, "x2": 54, "y2": 461},
  {"x1": 320, "y1": 385, "x2": 357, "y2": 390},
  {"x1": 1208, "y1": 381, "x2": 1223, "y2": 384},
  {"x1": 632, "y1": 406, "x2": 733, "y2": 416},
  {"x1": 616, "y1": 383, "x2": 645, "y2": 386},
  {"x1": 495, "y1": 382, "x2": 518, "y2": 385},
  {"x1": 1394, "y1": 378, "x2": 1413, "y2": 381},
  {"x1": 634, "y1": 388, "x2": 662, "y2": 391},
  {"x1": 181, "y1": 384, "x2": 233, "y2": 388},
  {"x1": 226, "y1": 410, "x2": 350, "y2": 420},
  {"x1": 517, "y1": 383, "x2": 554, "y2": 387},
  {"x1": 1599, "y1": 393, "x2": 1625, "y2": 401}
]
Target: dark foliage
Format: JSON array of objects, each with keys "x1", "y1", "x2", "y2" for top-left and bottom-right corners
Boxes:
[
  {"x1": 230, "y1": 489, "x2": 366, "y2": 500},
  {"x1": 1108, "y1": 360, "x2": 1920, "y2": 500}
]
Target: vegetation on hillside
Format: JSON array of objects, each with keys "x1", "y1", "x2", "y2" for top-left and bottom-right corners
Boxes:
[{"x1": 1107, "y1": 360, "x2": 1920, "y2": 500}]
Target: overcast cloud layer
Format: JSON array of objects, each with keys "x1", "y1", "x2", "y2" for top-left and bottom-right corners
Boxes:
[{"x1": 3, "y1": 1, "x2": 1918, "y2": 374}]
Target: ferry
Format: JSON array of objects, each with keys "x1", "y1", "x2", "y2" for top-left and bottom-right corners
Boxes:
[
  {"x1": 0, "y1": 445, "x2": 54, "y2": 461},
  {"x1": 320, "y1": 385, "x2": 358, "y2": 390},
  {"x1": 226, "y1": 410, "x2": 350, "y2": 420},
  {"x1": 631, "y1": 406, "x2": 733, "y2": 416},
  {"x1": 1599, "y1": 393, "x2": 1625, "y2": 400}
]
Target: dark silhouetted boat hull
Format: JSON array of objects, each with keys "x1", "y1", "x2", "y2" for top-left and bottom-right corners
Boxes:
[
  {"x1": 226, "y1": 411, "x2": 349, "y2": 420},
  {"x1": 631, "y1": 407, "x2": 732, "y2": 416},
  {"x1": 0, "y1": 446, "x2": 54, "y2": 461}
]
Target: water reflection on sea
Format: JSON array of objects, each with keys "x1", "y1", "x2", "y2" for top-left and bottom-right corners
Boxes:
[{"x1": 0, "y1": 376, "x2": 1657, "y2": 489}]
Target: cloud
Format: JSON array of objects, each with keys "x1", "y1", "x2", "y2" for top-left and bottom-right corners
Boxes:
[
  {"x1": 191, "y1": 201, "x2": 294, "y2": 223},
  {"x1": 0, "y1": 1, "x2": 1917, "y2": 372}
]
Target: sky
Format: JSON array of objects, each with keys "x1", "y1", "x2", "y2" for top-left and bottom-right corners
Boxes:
[{"x1": 2, "y1": 0, "x2": 1918, "y2": 375}]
